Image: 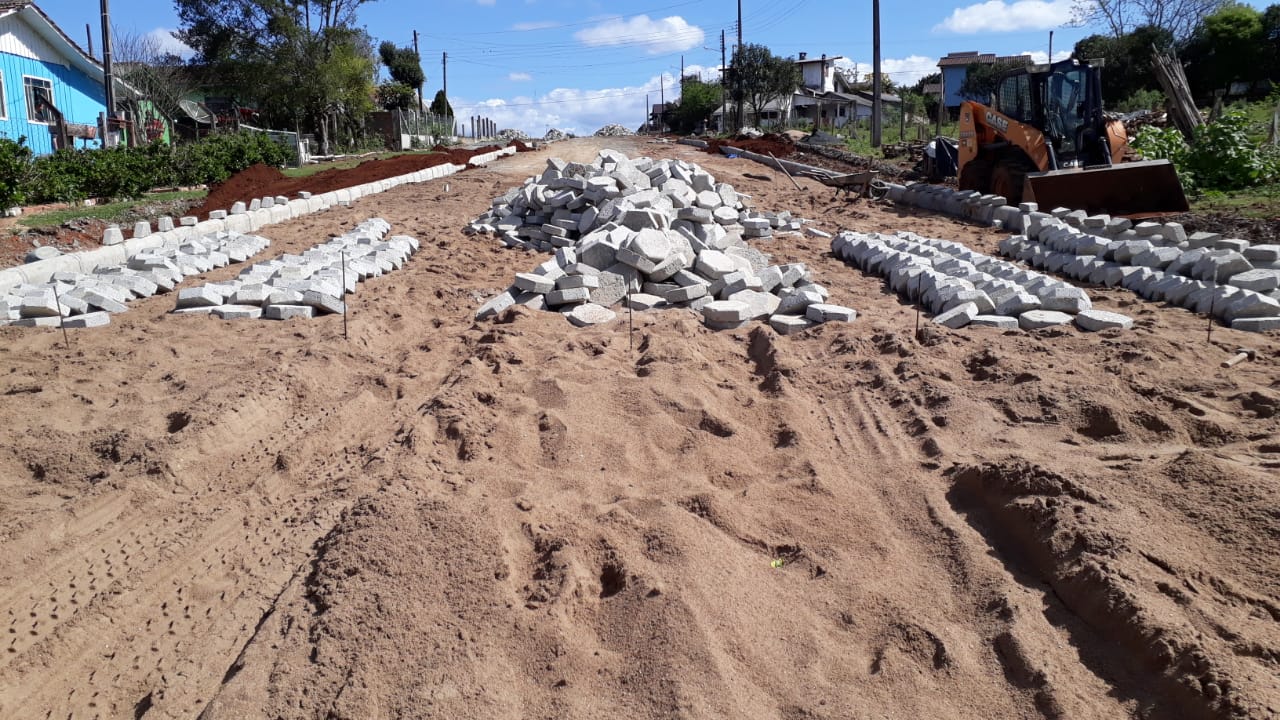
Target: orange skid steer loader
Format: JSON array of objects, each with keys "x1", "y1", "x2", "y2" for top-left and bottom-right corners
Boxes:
[{"x1": 957, "y1": 58, "x2": 1188, "y2": 217}]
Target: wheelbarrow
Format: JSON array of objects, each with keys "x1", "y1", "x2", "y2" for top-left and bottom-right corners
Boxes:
[{"x1": 817, "y1": 170, "x2": 889, "y2": 200}]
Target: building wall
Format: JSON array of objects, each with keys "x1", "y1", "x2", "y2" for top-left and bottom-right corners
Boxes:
[
  {"x1": 942, "y1": 66, "x2": 971, "y2": 109},
  {"x1": 0, "y1": 14, "x2": 106, "y2": 155}
]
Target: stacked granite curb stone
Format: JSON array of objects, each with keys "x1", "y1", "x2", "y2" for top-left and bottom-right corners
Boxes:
[
  {"x1": 832, "y1": 230, "x2": 1131, "y2": 332},
  {"x1": 474, "y1": 152, "x2": 854, "y2": 334},
  {"x1": 998, "y1": 214, "x2": 1280, "y2": 332},
  {"x1": 0, "y1": 232, "x2": 271, "y2": 328},
  {"x1": 171, "y1": 219, "x2": 417, "y2": 321},
  {"x1": 466, "y1": 152, "x2": 803, "y2": 252},
  {"x1": 0, "y1": 148, "x2": 519, "y2": 297},
  {"x1": 878, "y1": 182, "x2": 1280, "y2": 333}
]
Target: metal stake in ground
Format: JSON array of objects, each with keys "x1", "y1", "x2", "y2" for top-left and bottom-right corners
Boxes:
[
  {"x1": 769, "y1": 152, "x2": 803, "y2": 191},
  {"x1": 914, "y1": 306, "x2": 920, "y2": 340},
  {"x1": 1207, "y1": 294, "x2": 1215, "y2": 344},
  {"x1": 51, "y1": 284, "x2": 70, "y2": 349},
  {"x1": 340, "y1": 249, "x2": 349, "y2": 340},
  {"x1": 627, "y1": 288, "x2": 634, "y2": 353}
]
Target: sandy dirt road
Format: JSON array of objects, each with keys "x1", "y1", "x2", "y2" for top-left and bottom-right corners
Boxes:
[{"x1": 0, "y1": 137, "x2": 1277, "y2": 720}]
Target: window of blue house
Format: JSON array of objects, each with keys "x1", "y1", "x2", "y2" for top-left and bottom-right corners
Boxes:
[
  {"x1": 24, "y1": 76, "x2": 53, "y2": 124},
  {"x1": 0, "y1": 72, "x2": 6, "y2": 119}
]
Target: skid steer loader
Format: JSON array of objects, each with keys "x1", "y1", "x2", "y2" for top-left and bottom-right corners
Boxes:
[{"x1": 956, "y1": 58, "x2": 1188, "y2": 216}]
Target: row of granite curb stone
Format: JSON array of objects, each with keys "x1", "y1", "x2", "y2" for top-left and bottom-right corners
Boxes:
[
  {"x1": 832, "y1": 231, "x2": 1132, "y2": 331},
  {"x1": 0, "y1": 145, "x2": 516, "y2": 297},
  {"x1": 171, "y1": 219, "x2": 417, "y2": 321},
  {"x1": 879, "y1": 182, "x2": 1280, "y2": 333},
  {"x1": 1, "y1": 232, "x2": 271, "y2": 328},
  {"x1": 473, "y1": 151, "x2": 855, "y2": 334}
]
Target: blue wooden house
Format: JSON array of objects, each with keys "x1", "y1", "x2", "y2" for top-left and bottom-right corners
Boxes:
[
  {"x1": 938, "y1": 51, "x2": 1032, "y2": 111},
  {"x1": 0, "y1": 1, "x2": 125, "y2": 154}
]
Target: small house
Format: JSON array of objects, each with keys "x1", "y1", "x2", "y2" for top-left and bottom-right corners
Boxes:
[
  {"x1": 937, "y1": 51, "x2": 1032, "y2": 110},
  {"x1": 0, "y1": 1, "x2": 131, "y2": 154}
]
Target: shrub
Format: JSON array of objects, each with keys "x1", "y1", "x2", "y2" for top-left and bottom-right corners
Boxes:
[
  {"x1": 1114, "y1": 89, "x2": 1166, "y2": 113},
  {"x1": 0, "y1": 136, "x2": 33, "y2": 208},
  {"x1": 1131, "y1": 110, "x2": 1280, "y2": 192}
]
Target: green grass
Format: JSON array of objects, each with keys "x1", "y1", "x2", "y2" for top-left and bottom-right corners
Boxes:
[
  {"x1": 1191, "y1": 183, "x2": 1280, "y2": 219},
  {"x1": 16, "y1": 190, "x2": 207, "y2": 230},
  {"x1": 282, "y1": 151, "x2": 437, "y2": 178}
]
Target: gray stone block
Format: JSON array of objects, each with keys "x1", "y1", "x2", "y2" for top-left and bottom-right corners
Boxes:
[
  {"x1": 805, "y1": 303, "x2": 856, "y2": 323},
  {"x1": 1018, "y1": 309, "x2": 1074, "y2": 329},
  {"x1": 547, "y1": 287, "x2": 591, "y2": 306},
  {"x1": 62, "y1": 311, "x2": 111, "y2": 328},
  {"x1": 264, "y1": 304, "x2": 315, "y2": 320},
  {"x1": 970, "y1": 315, "x2": 1019, "y2": 329},
  {"x1": 1230, "y1": 316, "x2": 1280, "y2": 332},
  {"x1": 769, "y1": 314, "x2": 816, "y2": 335},
  {"x1": 176, "y1": 285, "x2": 223, "y2": 308},
  {"x1": 514, "y1": 273, "x2": 554, "y2": 293},
  {"x1": 556, "y1": 274, "x2": 599, "y2": 290},
  {"x1": 1227, "y1": 269, "x2": 1280, "y2": 293},
  {"x1": 1074, "y1": 309, "x2": 1133, "y2": 331},
  {"x1": 701, "y1": 300, "x2": 751, "y2": 323},
  {"x1": 933, "y1": 301, "x2": 978, "y2": 329},
  {"x1": 213, "y1": 304, "x2": 264, "y2": 320},
  {"x1": 566, "y1": 303, "x2": 617, "y2": 326},
  {"x1": 665, "y1": 284, "x2": 706, "y2": 303},
  {"x1": 626, "y1": 293, "x2": 667, "y2": 310}
]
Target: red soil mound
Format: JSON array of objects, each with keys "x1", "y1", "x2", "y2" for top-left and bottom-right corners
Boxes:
[
  {"x1": 703, "y1": 133, "x2": 796, "y2": 159},
  {"x1": 191, "y1": 144, "x2": 510, "y2": 219}
]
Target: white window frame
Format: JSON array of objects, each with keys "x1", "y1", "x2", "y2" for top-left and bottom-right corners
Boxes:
[
  {"x1": 23, "y1": 75, "x2": 54, "y2": 125},
  {"x1": 0, "y1": 71, "x2": 7, "y2": 120}
]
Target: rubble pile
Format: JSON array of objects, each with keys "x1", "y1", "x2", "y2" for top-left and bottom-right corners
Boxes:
[
  {"x1": 1, "y1": 231, "x2": 271, "y2": 328},
  {"x1": 594, "y1": 124, "x2": 635, "y2": 137},
  {"x1": 497, "y1": 128, "x2": 530, "y2": 141},
  {"x1": 473, "y1": 151, "x2": 854, "y2": 334},
  {"x1": 833, "y1": 230, "x2": 1132, "y2": 332},
  {"x1": 171, "y1": 219, "x2": 418, "y2": 321},
  {"x1": 543, "y1": 128, "x2": 571, "y2": 142}
]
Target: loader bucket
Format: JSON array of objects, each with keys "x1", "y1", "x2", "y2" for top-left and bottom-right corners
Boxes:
[{"x1": 1023, "y1": 159, "x2": 1189, "y2": 217}]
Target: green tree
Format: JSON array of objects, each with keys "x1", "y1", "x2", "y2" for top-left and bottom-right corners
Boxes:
[
  {"x1": 376, "y1": 81, "x2": 415, "y2": 110},
  {"x1": 175, "y1": 0, "x2": 378, "y2": 151},
  {"x1": 959, "y1": 59, "x2": 1028, "y2": 103},
  {"x1": 1182, "y1": 2, "x2": 1267, "y2": 93},
  {"x1": 428, "y1": 89, "x2": 453, "y2": 118},
  {"x1": 731, "y1": 43, "x2": 801, "y2": 128},
  {"x1": 378, "y1": 41, "x2": 424, "y2": 95},
  {"x1": 910, "y1": 72, "x2": 942, "y2": 117},
  {"x1": 672, "y1": 77, "x2": 720, "y2": 133},
  {"x1": 1074, "y1": 25, "x2": 1174, "y2": 103},
  {"x1": 1264, "y1": 4, "x2": 1280, "y2": 80}
]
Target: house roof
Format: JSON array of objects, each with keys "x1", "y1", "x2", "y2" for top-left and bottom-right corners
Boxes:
[
  {"x1": 796, "y1": 55, "x2": 845, "y2": 65},
  {"x1": 938, "y1": 51, "x2": 1032, "y2": 68},
  {"x1": 0, "y1": 2, "x2": 138, "y2": 97}
]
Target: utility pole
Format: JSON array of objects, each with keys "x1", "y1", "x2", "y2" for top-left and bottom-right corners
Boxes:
[
  {"x1": 659, "y1": 75, "x2": 665, "y2": 133},
  {"x1": 442, "y1": 51, "x2": 449, "y2": 131},
  {"x1": 645, "y1": 93, "x2": 650, "y2": 134},
  {"x1": 86, "y1": 24, "x2": 93, "y2": 59},
  {"x1": 720, "y1": 30, "x2": 727, "y2": 133},
  {"x1": 871, "y1": 0, "x2": 882, "y2": 148},
  {"x1": 413, "y1": 30, "x2": 423, "y2": 112},
  {"x1": 1048, "y1": 30, "x2": 1054, "y2": 62},
  {"x1": 100, "y1": 0, "x2": 115, "y2": 145},
  {"x1": 735, "y1": 0, "x2": 743, "y2": 132}
]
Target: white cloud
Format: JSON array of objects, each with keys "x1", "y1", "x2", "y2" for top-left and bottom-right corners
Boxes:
[
  {"x1": 846, "y1": 55, "x2": 940, "y2": 87},
  {"x1": 574, "y1": 15, "x2": 705, "y2": 55},
  {"x1": 934, "y1": 0, "x2": 1074, "y2": 34},
  {"x1": 454, "y1": 68, "x2": 704, "y2": 138},
  {"x1": 508, "y1": 72, "x2": 532, "y2": 81},
  {"x1": 511, "y1": 20, "x2": 558, "y2": 30},
  {"x1": 146, "y1": 28, "x2": 194, "y2": 60},
  {"x1": 1022, "y1": 49, "x2": 1073, "y2": 63}
]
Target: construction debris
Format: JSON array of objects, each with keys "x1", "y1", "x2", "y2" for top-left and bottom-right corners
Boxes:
[
  {"x1": 497, "y1": 128, "x2": 530, "y2": 141},
  {"x1": 544, "y1": 128, "x2": 572, "y2": 142},
  {"x1": 594, "y1": 124, "x2": 635, "y2": 137}
]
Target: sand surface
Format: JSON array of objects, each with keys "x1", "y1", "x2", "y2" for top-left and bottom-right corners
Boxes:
[{"x1": 0, "y1": 137, "x2": 1277, "y2": 720}]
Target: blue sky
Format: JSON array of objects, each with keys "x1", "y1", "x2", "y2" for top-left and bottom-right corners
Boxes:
[{"x1": 38, "y1": 0, "x2": 1272, "y2": 136}]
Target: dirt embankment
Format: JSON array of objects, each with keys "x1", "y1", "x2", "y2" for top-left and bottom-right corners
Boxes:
[{"x1": 0, "y1": 136, "x2": 1276, "y2": 720}]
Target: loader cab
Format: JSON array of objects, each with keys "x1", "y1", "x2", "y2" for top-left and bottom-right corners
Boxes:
[{"x1": 992, "y1": 59, "x2": 1110, "y2": 170}]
